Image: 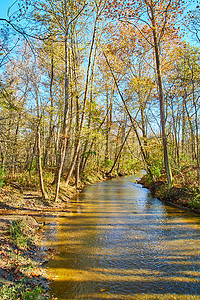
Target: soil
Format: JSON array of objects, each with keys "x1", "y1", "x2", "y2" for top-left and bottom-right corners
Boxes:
[{"x1": 0, "y1": 182, "x2": 79, "y2": 299}]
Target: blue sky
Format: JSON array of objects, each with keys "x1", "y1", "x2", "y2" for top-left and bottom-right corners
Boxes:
[
  {"x1": 0, "y1": 0, "x2": 18, "y2": 18},
  {"x1": 0, "y1": 0, "x2": 198, "y2": 46}
]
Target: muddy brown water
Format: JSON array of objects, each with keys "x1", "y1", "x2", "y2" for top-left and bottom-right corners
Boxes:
[{"x1": 40, "y1": 173, "x2": 200, "y2": 299}]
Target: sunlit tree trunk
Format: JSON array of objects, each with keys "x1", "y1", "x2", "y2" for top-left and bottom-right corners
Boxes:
[
  {"x1": 37, "y1": 130, "x2": 48, "y2": 200},
  {"x1": 150, "y1": 6, "x2": 172, "y2": 188},
  {"x1": 44, "y1": 54, "x2": 54, "y2": 167},
  {"x1": 54, "y1": 0, "x2": 69, "y2": 201},
  {"x1": 65, "y1": 14, "x2": 99, "y2": 187}
]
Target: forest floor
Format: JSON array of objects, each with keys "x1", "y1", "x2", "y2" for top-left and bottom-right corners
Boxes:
[
  {"x1": 0, "y1": 187, "x2": 70, "y2": 299},
  {"x1": 0, "y1": 170, "x2": 110, "y2": 299}
]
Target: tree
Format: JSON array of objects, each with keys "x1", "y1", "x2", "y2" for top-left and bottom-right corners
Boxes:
[
  {"x1": 64, "y1": 0, "x2": 107, "y2": 188},
  {"x1": 105, "y1": 0, "x2": 185, "y2": 187},
  {"x1": 165, "y1": 43, "x2": 200, "y2": 184}
]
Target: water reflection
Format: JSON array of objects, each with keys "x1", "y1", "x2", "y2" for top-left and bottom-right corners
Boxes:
[{"x1": 41, "y1": 175, "x2": 200, "y2": 300}]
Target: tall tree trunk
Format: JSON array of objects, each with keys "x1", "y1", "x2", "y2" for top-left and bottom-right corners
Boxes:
[
  {"x1": 65, "y1": 15, "x2": 98, "y2": 187},
  {"x1": 192, "y1": 85, "x2": 200, "y2": 185},
  {"x1": 54, "y1": 1, "x2": 69, "y2": 201},
  {"x1": 79, "y1": 48, "x2": 98, "y2": 174},
  {"x1": 103, "y1": 52, "x2": 154, "y2": 182},
  {"x1": 27, "y1": 136, "x2": 37, "y2": 178},
  {"x1": 37, "y1": 131, "x2": 47, "y2": 200},
  {"x1": 12, "y1": 113, "x2": 21, "y2": 174},
  {"x1": 181, "y1": 97, "x2": 186, "y2": 156},
  {"x1": 105, "y1": 85, "x2": 110, "y2": 163},
  {"x1": 75, "y1": 150, "x2": 80, "y2": 189},
  {"x1": 170, "y1": 97, "x2": 180, "y2": 167},
  {"x1": 44, "y1": 55, "x2": 54, "y2": 166},
  {"x1": 150, "y1": 7, "x2": 172, "y2": 188},
  {"x1": 183, "y1": 93, "x2": 196, "y2": 164}
]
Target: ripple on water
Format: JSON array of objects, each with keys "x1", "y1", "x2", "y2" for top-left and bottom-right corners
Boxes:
[{"x1": 40, "y1": 175, "x2": 200, "y2": 300}]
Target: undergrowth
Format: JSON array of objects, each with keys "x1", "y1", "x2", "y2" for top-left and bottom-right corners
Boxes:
[
  {"x1": 0, "y1": 220, "x2": 50, "y2": 300},
  {"x1": 0, "y1": 278, "x2": 49, "y2": 300},
  {"x1": 9, "y1": 220, "x2": 29, "y2": 249}
]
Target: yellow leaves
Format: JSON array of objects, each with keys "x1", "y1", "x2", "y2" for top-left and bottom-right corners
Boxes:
[{"x1": 130, "y1": 76, "x2": 154, "y2": 93}]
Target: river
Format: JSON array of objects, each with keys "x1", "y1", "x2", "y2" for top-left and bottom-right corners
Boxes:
[{"x1": 40, "y1": 173, "x2": 200, "y2": 299}]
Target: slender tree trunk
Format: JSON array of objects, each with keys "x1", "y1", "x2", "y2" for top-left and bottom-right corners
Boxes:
[
  {"x1": 44, "y1": 55, "x2": 54, "y2": 166},
  {"x1": 79, "y1": 48, "x2": 98, "y2": 174},
  {"x1": 12, "y1": 113, "x2": 21, "y2": 174},
  {"x1": 65, "y1": 16, "x2": 98, "y2": 187},
  {"x1": 181, "y1": 97, "x2": 186, "y2": 156},
  {"x1": 37, "y1": 131, "x2": 47, "y2": 200},
  {"x1": 54, "y1": 2, "x2": 69, "y2": 201},
  {"x1": 28, "y1": 134, "x2": 37, "y2": 178},
  {"x1": 183, "y1": 93, "x2": 196, "y2": 163},
  {"x1": 0, "y1": 143, "x2": 5, "y2": 172},
  {"x1": 107, "y1": 126, "x2": 132, "y2": 175},
  {"x1": 75, "y1": 150, "x2": 80, "y2": 189},
  {"x1": 151, "y1": 7, "x2": 172, "y2": 188},
  {"x1": 80, "y1": 107, "x2": 111, "y2": 174},
  {"x1": 105, "y1": 85, "x2": 110, "y2": 163},
  {"x1": 103, "y1": 52, "x2": 154, "y2": 182},
  {"x1": 170, "y1": 97, "x2": 180, "y2": 167},
  {"x1": 192, "y1": 89, "x2": 200, "y2": 184}
]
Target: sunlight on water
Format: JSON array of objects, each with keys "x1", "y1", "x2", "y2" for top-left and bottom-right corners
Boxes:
[{"x1": 40, "y1": 174, "x2": 200, "y2": 300}]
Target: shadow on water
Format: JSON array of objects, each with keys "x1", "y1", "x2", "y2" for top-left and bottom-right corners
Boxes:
[{"x1": 40, "y1": 175, "x2": 200, "y2": 300}]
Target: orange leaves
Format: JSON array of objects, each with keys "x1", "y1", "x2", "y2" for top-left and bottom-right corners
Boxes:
[
  {"x1": 29, "y1": 269, "x2": 40, "y2": 278},
  {"x1": 105, "y1": 0, "x2": 185, "y2": 43}
]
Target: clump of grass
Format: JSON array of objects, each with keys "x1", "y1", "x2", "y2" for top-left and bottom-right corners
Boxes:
[
  {"x1": 9, "y1": 220, "x2": 29, "y2": 249},
  {"x1": 0, "y1": 278, "x2": 49, "y2": 300}
]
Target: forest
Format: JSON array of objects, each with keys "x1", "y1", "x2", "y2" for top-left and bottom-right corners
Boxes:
[
  {"x1": 0, "y1": 0, "x2": 200, "y2": 298},
  {"x1": 0, "y1": 0, "x2": 200, "y2": 205}
]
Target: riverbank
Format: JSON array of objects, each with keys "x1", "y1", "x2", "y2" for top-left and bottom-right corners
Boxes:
[
  {"x1": 0, "y1": 169, "x2": 118, "y2": 299},
  {"x1": 29, "y1": 172, "x2": 200, "y2": 300},
  {"x1": 0, "y1": 188, "x2": 64, "y2": 299},
  {"x1": 139, "y1": 174, "x2": 200, "y2": 215},
  {"x1": 1, "y1": 169, "x2": 199, "y2": 298}
]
